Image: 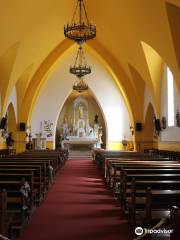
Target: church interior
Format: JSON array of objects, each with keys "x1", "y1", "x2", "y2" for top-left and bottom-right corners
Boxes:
[{"x1": 0, "y1": 0, "x2": 180, "y2": 239}]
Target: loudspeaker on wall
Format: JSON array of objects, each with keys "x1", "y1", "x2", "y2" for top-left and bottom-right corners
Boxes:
[
  {"x1": 0, "y1": 117, "x2": 7, "y2": 129},
  {"x1": 155, "y1": 119, "x2": 161, "y2": 131},
  {"x1": 136, "y1": 122, "x2": 142, "y2": 131},
  {"x1": 19, "y1": 122, "x2": 26, "y2": 131}
]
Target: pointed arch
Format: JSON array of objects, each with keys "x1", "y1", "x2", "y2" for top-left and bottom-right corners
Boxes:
[
  {"x1": 0, "y1": 42, "x2": 20, "y2": 115},
  {"x1": 143, "y1": 103, "x2": 155, "y2": 150},
  {"x1": 30, "y1": 52, "x2": 132, "y2": 150},
  {"x1": 7, "y1": 102, "x2": 17, "y2": 133},
  {"x1": 141, "y1": 41, "x2": 164, "y2": 116},
  {"x1": 19, "y1": 39, "x2": 136, "y2": 127}
]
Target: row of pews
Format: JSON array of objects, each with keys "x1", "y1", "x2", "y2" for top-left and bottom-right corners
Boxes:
[
  {"x1": 93, "y1": 149, "x2": 180, "y2": 240},
  {"x1": 0, "y1": 149, "x2": 68, "y2": 239},
  {"x1": 144, "y1": 149, "x2": 180, "y2": 161}
]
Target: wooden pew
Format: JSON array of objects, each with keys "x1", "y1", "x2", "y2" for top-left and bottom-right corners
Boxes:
[
  {"x1": 0, "y1": 163, "x2": 46, "y2": 197},
  {"x1": 0, "y1": 159, "x2": 52, "y2": 189},
  {"x1": 103, "y1": 156, "x2": 171, "y2": 178},
  {"x1": 0, "y1": 151, "x2": 68, "y2": 200},
  {"x1": 144, "y1": 149, "x2": 180, "y2": 161},
  {"x1": 0, "y1": 172, "x2": 35, "y2": 209},
  {"x1": 2, "y1": 156, "x2": 58, "y2": 175},
  {"x1": 19, "y1": 149, "x2": 69, "y2": 167},
  {"x1": 106, "y1": 160, "x2": 180, "y2": 188},
  {"x1": 94, "y1": 151, "x2": 180, "y2": 237},
  {"x1": 0, "y1": 188, "x2": 33, "y2": 239},
  {"x1": 0, "y1": 189, "x2": 12, "y2": 237},
  {"x1": 0, "y1": 149, "x2": 16, "y2": 157},
  {"x1": 93, "y1": 149, "x2": 170, "y2": 173},
  {"x1": 0, "y1": 167, "x2": 42, "y2": 201},
  {"x1": 118, "y1": 169, "x2": 180, "y2": 230},
  {"x1": 170, "y1": 206, "x2": 180, "y2": 240},
  {"x1": 0, "y1": 149, "x2": 68, "y2": 239}
]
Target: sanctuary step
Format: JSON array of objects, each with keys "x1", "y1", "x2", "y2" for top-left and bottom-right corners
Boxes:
[{"x1": 69, "y1": 150, "x2": 93, "y2": 160}]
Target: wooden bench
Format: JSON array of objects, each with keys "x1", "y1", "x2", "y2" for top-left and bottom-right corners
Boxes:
[
  {"x1": 106, "y1": 160, "x2": 180, "y2": 188},
  {"x1": 0, "y1": 162, "x2": 47, "y2": 196},
  {"x1": 93, "y1": 149, "x2": 170, "y2": 173},
  {"x1": 0, "y1": 189, "x2": 12, "y2": 237},
  {"x1": 115, "y1": 168, "x2": 180, "y2": 233}
]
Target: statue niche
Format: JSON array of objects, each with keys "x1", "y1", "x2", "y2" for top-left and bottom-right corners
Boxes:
[
  {"x1": 59, "y1": 95, "x2": 103, "y2": 150},
  {"x1": 77, "y1": 119, "x2": 86, "y2": 137},
  {"x1": 73, "y1": 96, "x2": 89, "y2": 136}
]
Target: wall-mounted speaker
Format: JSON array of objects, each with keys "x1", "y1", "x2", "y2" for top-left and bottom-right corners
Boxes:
[
  {"x1": 0, "y1": 117, "x2": 7, "y2": 129},
  {"x1": 19, "y1": 122, "x2": 26, "y2": 131},
  {"x1": 136, "y1": 122, "x2": 142, "y2": 131},
  {"x1": 155, "y1": 119, "x2": 161, "y2": 131}
]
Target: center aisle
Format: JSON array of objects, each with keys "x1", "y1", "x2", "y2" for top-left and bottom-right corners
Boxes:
[{"x1": 20, "y1": 157, "x2": 131, "y2": 240}]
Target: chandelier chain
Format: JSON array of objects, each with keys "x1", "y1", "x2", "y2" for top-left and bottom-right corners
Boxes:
[
  {"x1": 64, "y1": 0, "x2": 96, "y2": 92},
  {"x1": 82, "y1": 0, "x2": 90, "y2": 25},
  {"x1": 71, "y1": 0, "x2": 79, "y2": 25},
  {"x1": 73, "y1": 47, "x2": 88, "y2": 67},
  {"x1": 64, "y1": 0, "x2": 96, "y2": 44}
]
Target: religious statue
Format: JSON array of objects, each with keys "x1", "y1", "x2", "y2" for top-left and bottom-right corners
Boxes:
[
  {"x1": 162, "y1": 116, "x2": 166, "y2": 129},
  {"x1": 94, "y1": 114, "x2": 99, "y2": 124},
  {"x1": 122, "y1": 136, "x2": 128, "y2": 150},
  {"x1": 176, "y1": 109, "x2": 180, "y2": 127},
  {"x1": 78, "y1": 104, "x2": 84, "y2": 119},
  {"x1": 6, "y1": 132, "x2": 14, "y2": 149},
  {"x1": 129, "y1": 125, "x2": 134, "y2": 136},
  {"x1": 63, "y1": 117, "x2": 69, "y2": 138},
  {"x1": 98, "y1": 127, "x2": 103, "y2": 144},
  {"x1": 79, "y1": 121, "x2": 83, "y2": 128},
  {"x1": 88, "y1": 128, "x2": 94, "y2": 137}
]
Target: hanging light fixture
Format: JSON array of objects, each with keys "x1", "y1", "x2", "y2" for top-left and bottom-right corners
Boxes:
[
  {"x1": 70, "y1": 46, "x2": 91, "y2": 78},
  {"x1": 64, "y1": 0, "x2": 96, "y2": 45},
  {"x1": 70, "y1": 46, "x2": 90, "y2": 93},
  {"x1": 72, "y1": 78, "x2": 88, "y2": 93}
]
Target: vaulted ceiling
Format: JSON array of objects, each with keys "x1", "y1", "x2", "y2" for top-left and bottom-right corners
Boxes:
[{"x1": 0, "y1": 0, "x2": 180, "y2": 124}]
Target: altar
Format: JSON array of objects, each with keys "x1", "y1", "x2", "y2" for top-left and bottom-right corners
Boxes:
[
  {"x1": 62, "y1": 136, "x2": 99, "y2": 150},
  {"x1": 33, "y1": 137, "x2": 46, "y2": 150},
  {"x1": 60, "y1": 96, "x2": 103, "y2": 150}
]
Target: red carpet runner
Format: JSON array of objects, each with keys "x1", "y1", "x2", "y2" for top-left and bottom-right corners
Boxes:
[{"x1": 20, "y1": 159, "x2": 131, "y2": 240}]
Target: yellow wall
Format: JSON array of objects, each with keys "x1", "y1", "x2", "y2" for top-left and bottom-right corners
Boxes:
[
  {"x1": 46, "y1": 141, "x2": 54, "y2": 150},
  {"x1": 107, "y1": 141, "x2": 134, "y2": 151},
  {"x1": 13, "y1": 132, "x2": 26, "y2": 153},
  {"x1": 0, "y1": 133, "x2": 6, "y2": 149},
  {"x1": 107, "y1": 142, "x2": 124, "y2": 150},
  {"x1": 158, "y1": 142, "x2": 180, "y2": 152}
]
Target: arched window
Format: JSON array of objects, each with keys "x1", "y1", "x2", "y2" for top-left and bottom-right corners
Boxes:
[{"x1": 167, "y1": 67, "x2": 174, "y2": 126}]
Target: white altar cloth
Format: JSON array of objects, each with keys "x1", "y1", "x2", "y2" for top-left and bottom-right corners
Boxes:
[
  {"x1": 66, "y1": 136, "x2": 98, "y2": 144},
  {"x1": 62, "y1": 136, "x2": 98, "y2": 149}
]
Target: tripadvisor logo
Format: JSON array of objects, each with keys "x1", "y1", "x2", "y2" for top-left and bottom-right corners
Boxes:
[{"x1": 135, "y1": 227, "x2": 143, "y2": 236}]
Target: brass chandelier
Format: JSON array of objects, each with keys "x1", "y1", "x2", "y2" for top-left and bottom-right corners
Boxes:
[
  {"x1": 70, "y1": 46, "x2": 91, "y2": 78},
  {"x1": 64, "y1": 0, "x2": 96, "y2": 93},
  {"x1": 64, "y1": 0, "x2": 96, "y2": 45},
  {"x1": 72, "y1": 78, "x2": 88, "y2": 93},
  {"x1": 70, "y1": 46, "x2": 90, "y2": 92}
]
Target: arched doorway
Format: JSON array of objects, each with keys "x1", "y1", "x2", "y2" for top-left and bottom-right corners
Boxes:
[
  {"x1": 6, "y1": 103, "x2": 17, "y2": 149},
  {"x1": 143, "y1": 103, "x2": 156, "y2": 150},
  {"x1": 55, "y1": 89, "x2": 106, "y2": 149},
  {"x1": 7, "y1": 103, "x2": 17, "y2": 133}
]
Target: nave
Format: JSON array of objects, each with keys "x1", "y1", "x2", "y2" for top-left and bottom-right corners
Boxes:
[
  {"x1": 20, "y1": 151, "x2": 131, "y2": 240},
  {"x1": 1, "y1": 148, "x2": 180, "y2": 240},
  {"x1": 1, "y1": 1, "x2": 180, "y2": 239}
]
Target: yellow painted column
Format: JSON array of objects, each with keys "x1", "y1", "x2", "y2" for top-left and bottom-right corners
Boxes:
[
  {"x1": 13, "y1": 131, "x2": 26, "y2": 153},
  {"x1": 46, "y1": 141, "x2": 54, "y2": 150},
  {"x1": 0, "y1": 133, "x2": 6, "y2": 149},
  {"x1": 134, "y1": 131, "x2": 144, "y2": 152}
]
